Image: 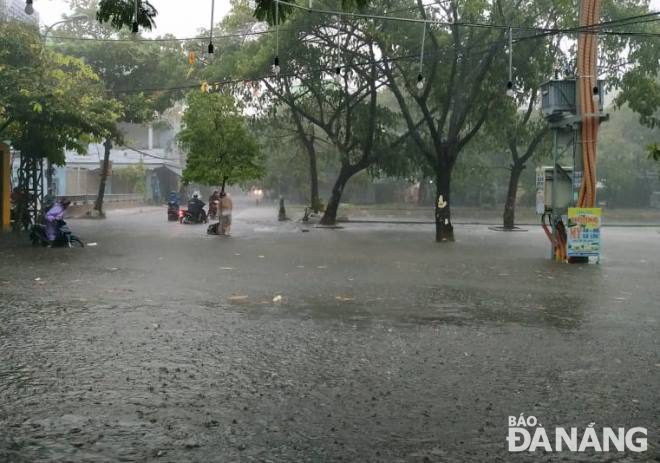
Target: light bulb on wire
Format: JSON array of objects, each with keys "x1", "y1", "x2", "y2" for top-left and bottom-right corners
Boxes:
[
  {"x1": 592, "y1": 86, "x2": 600, "y2": 105},
  {"x1": 272, "y1": 56, "x2": 280, "y2": 75},
  {"x1": 24, "y1": 0, "x2": 34, "y2": 15},
  {"x1": 208, "y1": 42, "x2": 214, "y2": 54},
  {"x1": 334, "y1": 66, "x2": 342, "y2": 83},
  {"x1": 132, "y1": 21, "x2": 139, "y2": 33},
  {"x1": 506, "y1": 80, "x2": 515, "y2": 98},
  {"x1": 416, "y1": 73, "x2": 424, "y2": 90}
]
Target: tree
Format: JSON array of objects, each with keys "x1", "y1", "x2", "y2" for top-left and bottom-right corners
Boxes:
[
  {"x1": 56, "y1": 6, "x2": 191, "y2": 215},
  {"x1": 227, "y1": 1, "x2": 412, "y2": 224},
  {"x1": 0, "y1": 23, "x2": 121, "y2": 159},
  {"x1": 361, "y1": 0, "x2": 509, "y2": 241},
  {"x1": 254, "y1": 107, "x2": 326, "y2": 212},
  {"x1": 0, "y1": 22, "x2": 121, "y2": 158},
  {"x1": 356, "y1": 0, "x2": 653, "y2": 240},
  {"x1": 0, "y1": 21, "x2": 122, "y2": 226},
  {"x1": 597, "y1": 104, "x2": 659, "y2": 207},
  {"x1": 96, "y1": 0, "x2": 157, "y2": 32},
  {"x1": 178, "y1": 91, "x2": 264, "y2": 192}
]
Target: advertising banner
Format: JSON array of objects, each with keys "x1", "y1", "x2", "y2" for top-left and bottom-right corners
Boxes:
[{"x1": 567, "y1": 208, "x2": 602, "y2": 257}]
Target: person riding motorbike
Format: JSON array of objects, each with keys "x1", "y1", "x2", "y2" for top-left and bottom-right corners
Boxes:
[
  {"x1": 167, "y1": 191, "x2": 180, "y2": 221},
  {"x1": 187, "y1": 194, "x2": 206, "y2": 223},
  {"x1": 45, "y1": 199, "x2": 71, "y2": 245}
]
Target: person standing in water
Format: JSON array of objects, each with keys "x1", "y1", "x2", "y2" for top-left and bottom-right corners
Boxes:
[{"x1": 219, "y1": 192, "x2": 233, "y2": 236}]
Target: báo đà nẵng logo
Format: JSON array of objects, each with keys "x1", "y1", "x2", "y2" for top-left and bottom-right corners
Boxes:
[{"x1": 507, "y1": 414, "x2": 647, "y2": 453}]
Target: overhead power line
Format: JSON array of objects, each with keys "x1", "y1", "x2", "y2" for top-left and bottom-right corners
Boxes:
[{"x1": 44, "y1": 8, "x2": 660, "y2": 44}]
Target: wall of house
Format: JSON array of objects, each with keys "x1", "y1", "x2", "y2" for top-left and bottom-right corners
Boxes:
[
  {"x1": 117, "y1": 122, "x2": 173, "y2": 151},
  {"x1": 63, "y1": 168, "x2": 101, "y2": 196}
]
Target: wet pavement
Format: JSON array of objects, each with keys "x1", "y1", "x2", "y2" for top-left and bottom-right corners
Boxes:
[{"x1": 1, "y1": 205, "x2": 659, "y2": 462}]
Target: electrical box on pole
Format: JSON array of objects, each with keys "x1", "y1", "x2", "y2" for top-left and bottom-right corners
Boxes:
[{"x1": 539, "y1": 78, "x2": 608, "y2": 263}]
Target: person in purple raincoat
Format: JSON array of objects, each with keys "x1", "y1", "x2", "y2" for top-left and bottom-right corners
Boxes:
[{"x1": 46, "y1": 199, "x2": 71, "y2": 243}]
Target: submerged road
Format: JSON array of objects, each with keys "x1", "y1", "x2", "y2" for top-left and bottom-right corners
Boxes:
[{"x1": 0, "y1": 206, "x2": 659, "y2": 462}]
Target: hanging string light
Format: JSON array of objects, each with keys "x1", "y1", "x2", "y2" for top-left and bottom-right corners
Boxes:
[
  {"x1": 272, "y1": 0, "x2": 281, "y2": 75},
  {"x1": 592, "y1": 85, "x2": 600, "y2": 105},
  {"x1": 132, "y1": 0, "x2": 139, "y2": 33},
  {"x1": 506, "y1": 27, "x2": 515, "y2": 97},
  {"x1": 208, "y1": 0, "x2": 215, "y2": 53},
  {"x1": 416, "y1": 23, "x2": 426, "y2": 90},
  {"x1": 24, "y1": 0, "x2": 34, "y2": 15},
  {"x1": 334, "y1": 65, "x2": 342, "y2": 83},
  {"x1": 334, "y1": 15, "x2": 343, "y2": 84}
]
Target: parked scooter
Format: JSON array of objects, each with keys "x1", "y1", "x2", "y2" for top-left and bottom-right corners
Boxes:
[
  {"x1": 167, "y1": 191, "x2": 180, "y2": 222},
  {"x1": 30, "y1": 220, "x2": 84, "y2": 247},
  {"x1": 167, "y1": 200, "x2": 180, "y2": 221}
]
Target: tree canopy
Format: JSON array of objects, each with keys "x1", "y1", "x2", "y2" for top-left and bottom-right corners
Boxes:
[
  {"x1": 0, "y1": 21, "x2": 122, "y2": 164},
  {"x1": 178, "y1": 91, "x2": 264, "y2": 190}
]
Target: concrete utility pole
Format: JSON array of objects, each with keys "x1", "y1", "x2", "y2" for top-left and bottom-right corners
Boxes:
[{"x1": 540, "y1": 0, "x2": 606, "y2": 263}]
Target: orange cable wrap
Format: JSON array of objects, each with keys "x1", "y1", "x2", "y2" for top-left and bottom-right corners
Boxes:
[{"x1": 577, "y1": 0, "x2": 601, "y2": 208}]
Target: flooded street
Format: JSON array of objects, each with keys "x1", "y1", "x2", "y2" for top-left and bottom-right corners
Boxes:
[{"x1": 1, "y1": 206, "x2": 659, "y2": 462}]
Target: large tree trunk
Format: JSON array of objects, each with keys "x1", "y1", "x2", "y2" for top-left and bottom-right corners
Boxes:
[
  {"x1": 320, "y1": 166, "x2": 353, "y2": 226},
  {"x1": 434, "y1": 167, "x2": 454, "y2": 242},
  {"x1": 502, "y1": 162, "x2": 525, "y2": 230},
  {"x1": 308, "y1": 148, "x2": 320, "y2": 213},
  {"x1": 94, "y1": 139, "x2": 112, "y2": 217}
]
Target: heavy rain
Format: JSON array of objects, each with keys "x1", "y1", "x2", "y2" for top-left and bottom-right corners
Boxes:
[{"x1": 1, "y1": 0, "x2": 659, "y2": 462}]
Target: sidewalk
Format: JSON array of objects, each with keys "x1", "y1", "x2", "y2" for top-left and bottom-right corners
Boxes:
[{"x1": 285, "y1": 204, "x2": 660, "y2": 227}]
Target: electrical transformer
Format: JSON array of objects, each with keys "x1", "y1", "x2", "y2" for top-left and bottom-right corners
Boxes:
[{"x1": 536, "y1": 166, "x2": 574, "y2": 214}]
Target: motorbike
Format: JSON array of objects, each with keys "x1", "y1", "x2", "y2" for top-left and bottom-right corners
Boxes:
[
  {"x1": 30, "y1": 220, "x2": 84, "y2": 248},
  {"x1": 167, "y1": 201, "x2": 180, "y2": 221},
  {"x1": 178, "y1": 208, "x2": 208, "y2": 224},
  {"x1": 208, "y1": 199, "x2": 220, "y2": 220}
]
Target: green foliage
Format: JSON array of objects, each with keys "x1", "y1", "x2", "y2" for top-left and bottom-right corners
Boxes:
[
  {"x1": 597, "y1": 104, "x2": 658, "y2": 207},
  {"x1": 611, "y1": 8, "x2": 660, "y2": 129},
  {"x1": 253, "y1": 0, "x2": 370, "y2": 24},
  {"x1": 0, "y1": 21, "x2": 122, "y2": 164},
  {"x1": 617, "y1": 73, "x2": 660, "y2": 129},
  {"x1": 56, "y1": 33, "x2": 190, "y2": 123},
  {"x1": 649, "y1": 144, "x2": 660, "y2": 162},
  {"x1": 178, "y1": 92, "x2": 264, "y2": 187},
  {"x1": 96, "y1": 0, "x2": 157, "y2": 32},
  {"x1": 114, "y1": 162, "x2": 146, "y2": 193}
]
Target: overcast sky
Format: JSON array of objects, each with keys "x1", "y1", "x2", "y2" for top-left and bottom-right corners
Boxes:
[
  {"x1": 36, "y1": 0, "x2": 232, "y2": 37},
  {"x1": 35, "y1": 0, "x2": 660, "y2": 37}
]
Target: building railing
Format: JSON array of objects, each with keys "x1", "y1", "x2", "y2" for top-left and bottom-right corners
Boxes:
[{"x1": 57, "y1": 193, "x2": 144, "y2": 205}]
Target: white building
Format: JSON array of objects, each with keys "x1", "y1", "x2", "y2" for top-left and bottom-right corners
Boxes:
[{"x1": 51, "y1": 121, "x2": 184, "y2": 202}]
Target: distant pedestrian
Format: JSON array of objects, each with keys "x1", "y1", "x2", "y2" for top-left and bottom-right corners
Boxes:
[{"x1": 219, "y1": 192, "x2": 233, "y2": 236}]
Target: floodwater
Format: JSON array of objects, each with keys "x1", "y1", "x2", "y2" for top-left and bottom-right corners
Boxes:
[{"x1": 1, "y1": 205, "x2": 659, "y2": 462}]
